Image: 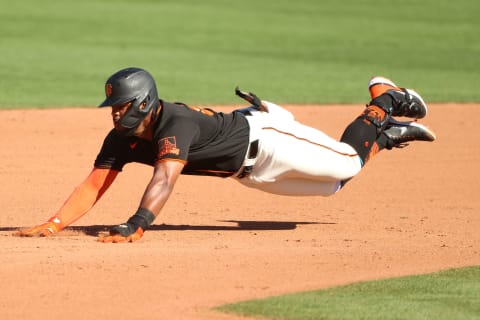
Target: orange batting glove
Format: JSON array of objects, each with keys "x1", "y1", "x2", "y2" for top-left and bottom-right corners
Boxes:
[
  {"x1": 98, "y1": 226, "x2": 144, "y2": 243},
  {"x1": 14, "y1": 217, "x2": 63, "y2": 237}
]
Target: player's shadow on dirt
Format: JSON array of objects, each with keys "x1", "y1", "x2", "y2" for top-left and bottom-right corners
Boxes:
[
  {"x1": 79, "y1": 220, "x2": 332, "y2": 236},
  {"x1": 2, "y1": 220, "x2": 334, "y2": 237}
]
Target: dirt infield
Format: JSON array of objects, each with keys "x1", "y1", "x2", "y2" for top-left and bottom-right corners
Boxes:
[{"x1": 1, "y1": 104, "x2": 479, "y2": 320}]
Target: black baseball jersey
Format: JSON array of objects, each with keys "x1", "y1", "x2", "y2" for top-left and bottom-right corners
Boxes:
[{"x1": 94, "y1": 101, "x2": 250, "y2": 177}]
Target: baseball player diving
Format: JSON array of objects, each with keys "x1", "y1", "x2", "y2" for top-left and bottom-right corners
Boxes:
[{"x1": 15, "y1": 67, "x2": 436, "y2": 242}]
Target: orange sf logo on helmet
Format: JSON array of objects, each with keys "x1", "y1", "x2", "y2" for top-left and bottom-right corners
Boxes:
[{"x1": 105, "y1": 83, "x2": 113, "y2": 97}]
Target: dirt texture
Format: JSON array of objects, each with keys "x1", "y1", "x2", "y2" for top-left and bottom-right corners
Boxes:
[{"x1": 1, "y1": 104, "x2": 479, "y2": 320}]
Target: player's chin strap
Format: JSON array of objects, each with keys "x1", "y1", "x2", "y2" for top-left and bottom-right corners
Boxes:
[{"x1": 235, "y1": 87, "x2": 269, "y2": 113}]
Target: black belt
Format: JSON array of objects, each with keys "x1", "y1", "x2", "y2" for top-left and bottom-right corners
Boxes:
[{"x1": 237, "y1": 139, "x2": 259, "y2": 179}]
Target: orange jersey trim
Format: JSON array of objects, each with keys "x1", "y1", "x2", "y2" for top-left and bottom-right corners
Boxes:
[
  {"x1": 156, "y1": 159, "x2": 235, "y2": 176},
  {"x1": 155, "y1": 158, "x2": 187, "y2": 165}
]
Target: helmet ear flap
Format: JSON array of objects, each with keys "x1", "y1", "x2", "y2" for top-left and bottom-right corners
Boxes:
[
  {"x1": 118, "y1": 99, "x2": 142, "y2": 131},
  {"x1": 119, "y1": 94, "x2": 149, "y2": 129}
]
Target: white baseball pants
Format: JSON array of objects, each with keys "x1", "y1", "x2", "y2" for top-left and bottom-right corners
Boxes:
[{"x1": 234, "y1": 102, "x2": 362, "y2": 196}]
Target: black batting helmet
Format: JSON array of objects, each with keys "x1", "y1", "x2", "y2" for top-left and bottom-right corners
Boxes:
[{"x1": 99, "y1": 67, "x2": 160, "y2": 134}]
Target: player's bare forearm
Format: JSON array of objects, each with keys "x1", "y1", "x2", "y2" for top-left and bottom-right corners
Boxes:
[
  {"x1": 99, "y1": 160, "x2": 184, "y2": 243},
  {"x1": 139, "y1": 160, "x2": 184, "y2": 216}
]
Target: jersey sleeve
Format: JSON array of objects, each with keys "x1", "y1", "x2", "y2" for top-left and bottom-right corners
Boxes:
[{"x1": 94, "y1": 130, "x2": 129, "y2": 171}]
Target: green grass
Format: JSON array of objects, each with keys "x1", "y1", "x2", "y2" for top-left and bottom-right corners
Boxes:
[
  {"x1": 216, "y1": 266, "x2": 480, "y2": 320},
  {"x1": 1, "y1": 0, "x2": 479, "y2": 108}
]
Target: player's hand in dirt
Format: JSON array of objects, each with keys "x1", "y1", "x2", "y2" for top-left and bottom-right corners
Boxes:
[
  {"x1": 98, "y1": 224, "x2": 144, "y2": 243},
  {"x1": 14, "y1": 221, "x2": 61, "y2": 237}
]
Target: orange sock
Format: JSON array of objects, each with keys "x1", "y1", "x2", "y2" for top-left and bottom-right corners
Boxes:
[
  {"x1": 340, "y1": 105, "x2": 388, "y2": 166},
  {"x1": 360, "y1": 105, "x2": 388, "y2": 128}
]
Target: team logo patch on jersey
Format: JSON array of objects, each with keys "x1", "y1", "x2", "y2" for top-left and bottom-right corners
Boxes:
[
  {"x1": 158, "y1": 136, "x2": 180, "y2": 157},
  {"x1": 105, "y1": 83, "x2": 113, "y2": 97}
]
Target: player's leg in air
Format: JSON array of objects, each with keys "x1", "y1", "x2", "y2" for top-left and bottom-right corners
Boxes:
[
  {"x1": 234, "y1": 76, "x2": 435, "y2": 196},
  {"x1": 339, "y1": 76, "x2": 436, "y2": 185}
]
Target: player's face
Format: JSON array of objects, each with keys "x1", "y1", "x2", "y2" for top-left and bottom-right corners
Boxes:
[{"x1": 111, "y1": 101, "x2": 132, "y2": 130}]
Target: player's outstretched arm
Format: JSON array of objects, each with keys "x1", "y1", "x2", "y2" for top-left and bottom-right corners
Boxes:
[
  {"x1": 15, "y1": 168, "x2": 119, "y2": 237},
  {"x1": 99, "y1": 160, "x2": 184, "y2": 243}
]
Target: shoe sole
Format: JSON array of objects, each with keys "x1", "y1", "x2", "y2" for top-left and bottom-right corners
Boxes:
[
  {"x1": 368, "y1": 76, "x2": 397, "y2": 90},
  {"x1": 404, "y1": 88, "x2": 428, "y2": 118},
  {"x1": 388, "y1": 118, "x2": 436, "y2": 141}
]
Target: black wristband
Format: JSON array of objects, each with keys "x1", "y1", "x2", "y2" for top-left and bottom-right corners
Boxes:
[
  {"x1": 110, "y1": 208, "x2": 156, "y2": 236},
  {"x1": 126, "y1": 208, "x2": 156, "y2": 231}
]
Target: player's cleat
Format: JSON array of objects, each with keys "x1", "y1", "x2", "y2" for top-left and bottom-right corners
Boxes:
[
  {"x1": 368, "y1": 76, "x2": 428, "y2": 119},
  {"x1": 383, "y1": 118, "x2": 436, "y2": 149}
]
